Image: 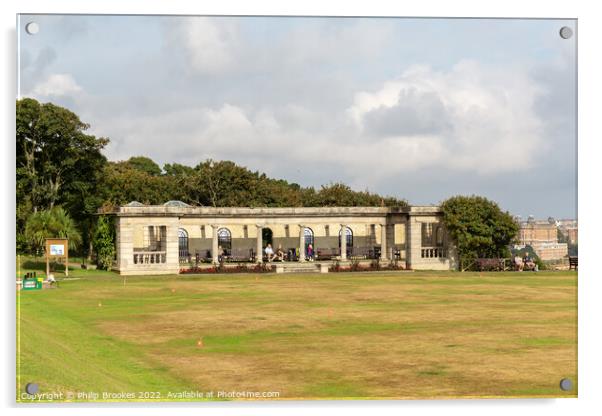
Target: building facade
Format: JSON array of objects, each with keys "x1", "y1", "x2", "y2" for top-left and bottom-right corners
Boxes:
[
  {"x1": 518, "y1": 219, "x2": 568, "y2": 261},
  {"x1": 557, "y1": 219, "x2": 578, "y2": 245},
  {"x1": 107, "y1": 201, "x2": 458, "y2": 275}
]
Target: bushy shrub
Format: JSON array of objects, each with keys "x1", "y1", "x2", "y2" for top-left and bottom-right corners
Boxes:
[
  {"x1": 441, "y1": 195, "x2": 518, "y2": 270},
  {"x1": 93, "y1": 215, "x2": 115, "y2": 270}
]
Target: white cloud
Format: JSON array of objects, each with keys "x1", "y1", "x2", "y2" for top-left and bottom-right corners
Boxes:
[
  {"x1": 31, "y1": 73, "x2": 83, "y2": 97},
  {"x1": 168, "y1": 17, "x2": 240, "y2": 74},
  {"x1": 277, "y1": 20, "x2": 395, "y2": 69},
  {"x1": 20, "y1": 16, "x2": 573, "y2": 216},
  {"x1": 347, "y1": 61, "x2": 546, "y2": 174},
  {"x1": 100, "y1": 60, "x2": 547, "y2": 189},
  {"x1": 163, "y1": 18, "x2": 395, "y2": 81}
]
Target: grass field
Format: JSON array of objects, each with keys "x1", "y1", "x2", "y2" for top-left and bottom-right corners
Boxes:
[{"x1": 16, "y1": 265, "x2": 577, "y2": 401}]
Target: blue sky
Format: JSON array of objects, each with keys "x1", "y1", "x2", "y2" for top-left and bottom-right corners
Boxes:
[{"x1": 18, "y1": 15, "x2": 577, "y2": 219}]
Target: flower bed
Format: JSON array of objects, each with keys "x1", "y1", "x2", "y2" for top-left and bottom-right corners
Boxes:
[
  {"x1": 180, "y1": 263, "x2": 274, "y2": 274},
  {"x1": 329, "y1": 259, "x2": 406, "y2": 273}
]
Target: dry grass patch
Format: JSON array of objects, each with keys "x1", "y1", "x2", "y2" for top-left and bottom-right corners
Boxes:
[{"x1": 19, "y1": 270, "x2": 577, "y2": 400}]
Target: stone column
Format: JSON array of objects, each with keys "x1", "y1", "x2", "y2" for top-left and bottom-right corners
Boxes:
[
  {"x1": 406, "y1": 217, "x2": 422, "y2": 270},
  {"x1": 340, "y1": 224, "x2": 347, "y2": 261},
  {"x1": 211, "y1": 225, "x2": 219, "y2": 265},
  {"x1": 165, "y1": 220, "x2": 180, "y2": 272},
  {"x1": 115, "y1": 217, "x2": 133, "y2": 273},
  {"x1": 256, "y1": 224, "x2": 263, "y2": 263},
  {"x1": 380, "y1": 222, "x2": 388, "y2": 260},
  {"x1": 298, "y1": 225, "x2": 306, "y2": 262},
  {"x1": 115, "y1": 220, "x2": 121, "y2": 269}
]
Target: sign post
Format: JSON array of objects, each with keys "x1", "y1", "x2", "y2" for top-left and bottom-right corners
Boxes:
[{"x1": 45, "y1": 238, "x2": 69, "y2": 278}]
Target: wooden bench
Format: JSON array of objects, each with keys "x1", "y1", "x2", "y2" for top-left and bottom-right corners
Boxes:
[
  {"x1": 316, "y1": 248, "x2": 337, "y2": 261},
  {"x1": 569, "y1": 256, "x2": 578, "y2": 270},
  {"x1": 476, "y1": 258, "x2": 505, "y2": 272}
]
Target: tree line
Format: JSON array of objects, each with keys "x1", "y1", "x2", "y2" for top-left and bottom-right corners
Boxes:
[{"x1": 16, "y1": 98, "x2": 407, "y2": 260}]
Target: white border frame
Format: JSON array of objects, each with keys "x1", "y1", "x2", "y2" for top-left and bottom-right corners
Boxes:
[{"x1": 3, "y1": 1, "x2": 600, "y2": 415}]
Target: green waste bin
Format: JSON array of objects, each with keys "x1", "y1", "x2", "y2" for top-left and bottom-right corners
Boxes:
[{"x1": 22, "y1": 273, "x2": 42, "y2": 290}]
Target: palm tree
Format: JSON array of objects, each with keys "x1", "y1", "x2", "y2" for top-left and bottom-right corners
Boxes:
[
  {"x1": 50, "y1": 207, "x2": 83, "y2": 250},
  {"x1": 24, "y1": 207, "x2": 82, "y2": 255},
  {"x1": 24, "y1": 209, "x2": 54, "y2": 256}
]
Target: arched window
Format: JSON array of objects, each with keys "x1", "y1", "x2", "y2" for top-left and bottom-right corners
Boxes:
[
  {"x1": 338, "y1": 227, "x2": 353, "y2": 248},
  {"x1": 178, "y1": 228, "x2": 189, "y2": 258},
  {"x1": 304, "y1": 227, "x2": 314, "y2": 248},
  {"x1": 217, "y1": 228, "x2": 232, "y2": 251}
]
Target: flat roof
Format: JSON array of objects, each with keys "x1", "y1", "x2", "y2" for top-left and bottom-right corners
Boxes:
[{"x1": 104, "y1": 204, "x2": 442, "y2": 218}]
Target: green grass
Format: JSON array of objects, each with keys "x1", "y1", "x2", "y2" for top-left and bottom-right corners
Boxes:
[
  {"x1": 16, "y1": 262, "x2": 577, "y2": 402},
  {"x1": 523, "y1": 337, "x2": 573, "y2": 347}
]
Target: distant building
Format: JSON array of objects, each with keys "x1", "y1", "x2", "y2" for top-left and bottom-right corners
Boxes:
[
  {"x1": 557, "y1": 219, "x2": 578, "y2": 245},
  {"x1": 518, "y1": 218, "x2": 568, "y2": 261}
]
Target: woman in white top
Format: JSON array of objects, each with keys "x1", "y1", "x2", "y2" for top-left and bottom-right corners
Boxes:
[{"x1": 264, "y1": 244, "x2": 274, "y2": 262}]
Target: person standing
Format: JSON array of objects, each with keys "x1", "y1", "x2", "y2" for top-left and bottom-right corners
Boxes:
[{"x1": 307, "y1": 243, "x2": 314, "y2": 261}]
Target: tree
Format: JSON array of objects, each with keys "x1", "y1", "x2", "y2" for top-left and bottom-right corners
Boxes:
[
  {"x1": 24, "y1": 207, "x2": 82, "y2": 254},
  {"x1": 441, "y1": 196, "x2": 519, "y2": 269},
  {"x1": 17, "y1": 98, "x2": 109, "y2": 256},
  {"x1": 93, "y1": 215, "x2": 115, "y2": 270},
  {"x1": 163, "y1": 162, "x2": 195, "y2": 177},
  {"x1": 309, "y1": 183, "x2": 407, "y2": 207},
  {"x1": 127, "y1": 156, "x2": 162, "y2": 176},
  {"x1": 99, "y1": 161, "x2": 175, "y2": 206},
  {"x1": 16, "y1": 98, "x2": 109, "y2": 212}
]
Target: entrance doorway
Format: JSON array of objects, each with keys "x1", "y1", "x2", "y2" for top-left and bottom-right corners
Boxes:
[{"x1": 262, "y1": 227, "x2": 273, "y2": 247}]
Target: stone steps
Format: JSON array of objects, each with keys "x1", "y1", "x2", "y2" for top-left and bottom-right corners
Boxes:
[{"x1": 274, "y1": 262, "x2": 329, "y2": 274}]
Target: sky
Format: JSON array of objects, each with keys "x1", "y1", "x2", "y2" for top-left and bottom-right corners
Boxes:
[{"x1": 17, "y1": 15, "x2": 577, "y2": 219}]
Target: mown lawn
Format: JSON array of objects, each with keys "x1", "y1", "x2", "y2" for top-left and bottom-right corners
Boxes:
[{"x1": 16, "y1": 265, "x2": 577, "y2": 402}]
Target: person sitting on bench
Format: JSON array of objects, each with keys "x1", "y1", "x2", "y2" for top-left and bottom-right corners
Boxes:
[
  {"x1": 46, "y1": 274, "x2": 58, "y2": 287},
  {"x1": 523, "y1": 253, "x2": 536, "y2": 271},
  {"x1": 274, "y1": 245, "x2": 285, "y2": 262},
  {"x1": 514, "y1": 255, "x2": 524, "y2": 271},
  {"x1": 264, "y1": 244, "x2": 275, "y2": 262}
]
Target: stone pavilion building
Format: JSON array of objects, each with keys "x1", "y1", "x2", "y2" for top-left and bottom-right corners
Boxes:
[{"x1": 106, "y1": 201, "x2": 458, "y2": 275}]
